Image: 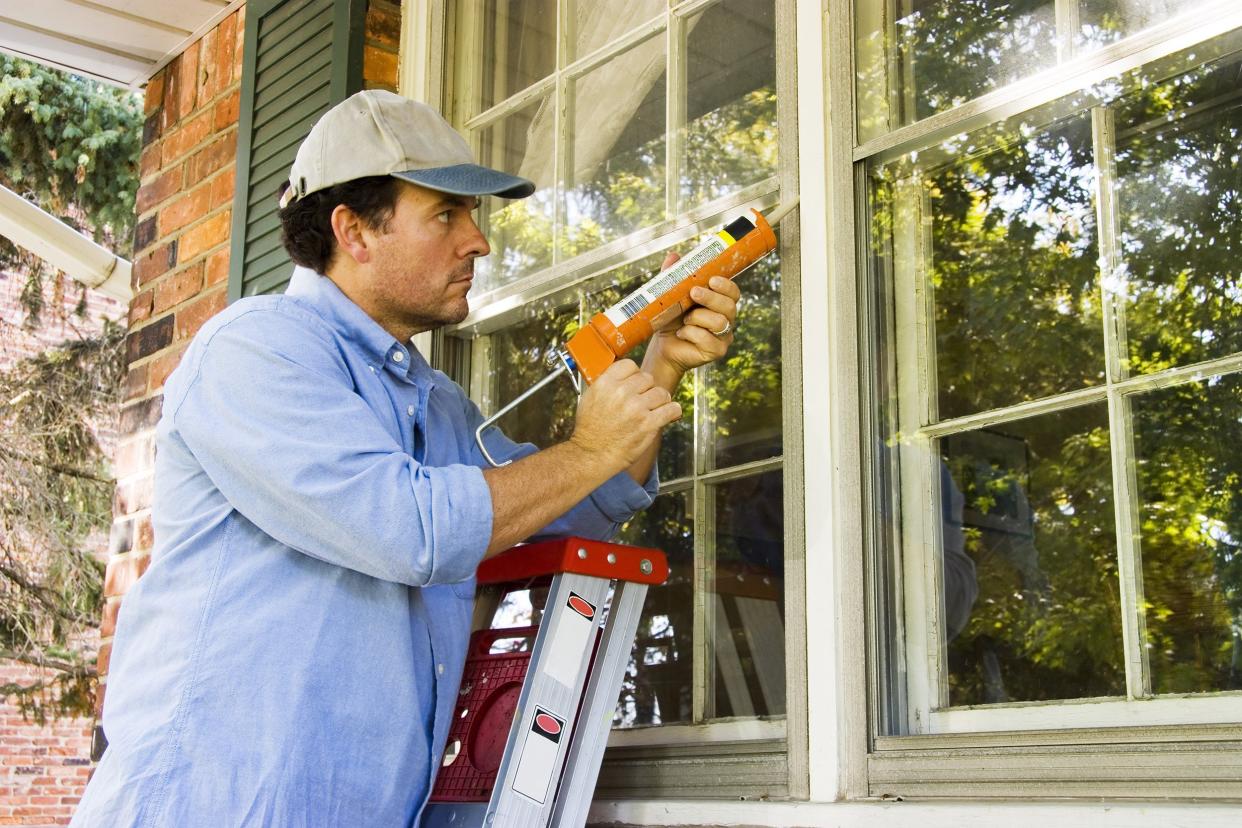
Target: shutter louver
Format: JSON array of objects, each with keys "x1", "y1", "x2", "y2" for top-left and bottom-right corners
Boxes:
[{"x1": 228, "y1": 0, "x2": 365, "y2": 300}]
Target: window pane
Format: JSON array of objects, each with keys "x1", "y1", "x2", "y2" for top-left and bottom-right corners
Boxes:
[
  {"x1": 1078, "y1": 0, "x2": 1204, "y2": 50},
  {"x1": 615, "y1": 489, "x2": 695, "y2": 727},
  {"x1": 479, "y1": 0, "x2": 556, "y2": 112},
  {"x1": 710, "y1": 472, "x2": 785, "y2": 718},
  {"x1": 873, "y1": 113, "x2": 1104, "y2": 421},
  {"x1": 476, "y1": 98, "x2": 557, "y2": 292},
  {"x1": 1112, "y1": 54, "x2": 1242, "y2": 375},
  {"x1": 940, "y1": 405, "x2": 1125, "y2": 705},
  {"x1": 584, "y1": 252, "x2": 694, "y2": 481},
  {"x1": 856, "y1": 0, "x2": 1059, "y2": 141},
  {"x1": 489, "y1": 300, "x2": 579, "y2": 449},
  {"x1": 1133, "y1": 375, "x2": 1242, "y2": 694},
  {"x1": 706, "y1": 228, "x2": 782, "y2": 469},
  {"x1": 571, "y1": 0, "x2": 665, "y2": 57},
  {"x1": 565, "y1": 35, "x2": 667, "y2": 254},
  {"x1": 682, "y1": 0, "x2": 777, "y2": 205}
]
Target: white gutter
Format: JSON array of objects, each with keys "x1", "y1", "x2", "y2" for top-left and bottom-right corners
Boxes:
[{"x1": 0, "y1": 182, "x2": 132, "y2": 302}]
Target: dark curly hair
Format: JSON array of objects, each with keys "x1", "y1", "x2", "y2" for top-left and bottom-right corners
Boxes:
[{"x1": 278, "y1": 176, "x2": 401, "y2": 273}]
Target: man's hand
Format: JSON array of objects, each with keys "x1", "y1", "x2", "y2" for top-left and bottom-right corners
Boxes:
[
  {"x1": 642, "y1": 252, "x2": 742, "y2": 388},
  {"x1": 570, "y1": 359, "x2": 682, "y2": 474},
  {"x1": 482, "y1": 359, "x2": 680, "y2": 555}
]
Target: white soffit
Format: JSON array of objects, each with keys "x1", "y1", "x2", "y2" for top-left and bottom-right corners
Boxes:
[{"x1": 0, "y1": 0, "x2": 242, "y2": 89}]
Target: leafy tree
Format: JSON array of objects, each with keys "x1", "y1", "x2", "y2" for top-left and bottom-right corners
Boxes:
[{"x1": 0, "y1": 58, "x2": 138, "y2": 719}]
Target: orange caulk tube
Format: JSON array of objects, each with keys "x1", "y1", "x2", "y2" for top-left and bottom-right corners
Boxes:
[
  {"x1": 565, "y1": 207, "x2": 779, "y2": 383},
  {"x1": 475, "y1": 198, "x2": 799, "y2": 467}
]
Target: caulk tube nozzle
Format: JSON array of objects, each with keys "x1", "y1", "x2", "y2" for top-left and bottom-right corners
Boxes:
[{"x1": 765, "y1": 196, "x2": 800, "y2": 228}]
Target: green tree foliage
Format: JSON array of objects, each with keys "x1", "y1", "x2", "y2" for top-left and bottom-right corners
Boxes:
[{"x1": 0, "y1": 55, "x2": 142, "y2": 317}]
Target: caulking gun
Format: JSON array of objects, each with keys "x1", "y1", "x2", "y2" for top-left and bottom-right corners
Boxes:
[{"x1": 474, "y1": 197, "x2": 800, "y2": 467}]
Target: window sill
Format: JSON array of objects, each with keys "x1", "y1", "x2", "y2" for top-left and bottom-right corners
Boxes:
[{"x1": 870, "y1": 722, "x2": 1242, "y2": 799}]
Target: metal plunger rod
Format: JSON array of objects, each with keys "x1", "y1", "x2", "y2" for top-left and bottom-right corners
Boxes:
[{"x1": 474, "y1": 361, "x2": 570, "y2": 468}]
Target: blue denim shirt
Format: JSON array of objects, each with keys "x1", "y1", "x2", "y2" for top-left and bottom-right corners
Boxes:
[{"x1": 73, "y1": 267, "x2": 657, "y2": 827}]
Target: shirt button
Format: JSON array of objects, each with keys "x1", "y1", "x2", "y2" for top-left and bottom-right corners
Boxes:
[
  {"x1": 369, "y1": 365, "x2": 375, "y2": 373},
  {"x1": 407, "y1": 404, "x2": 415, "y2": 416},
  {"x1": 392, "y1": 351, "x2": 404, "y2": 363},
  {"x1": 437, "y1": 663, "x2": 445, "y2": 675}
]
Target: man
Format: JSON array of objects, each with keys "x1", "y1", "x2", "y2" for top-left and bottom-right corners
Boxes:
[{"x1": 74, "y1": 90, "x2": 739, "y2": 826}]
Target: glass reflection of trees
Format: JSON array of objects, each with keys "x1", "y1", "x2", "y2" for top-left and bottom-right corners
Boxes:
[
  {"x1": 941, "y1": 409, "x2": 1125, "y2": 705},
  {"x1": 873, "y1": 49, "x2": 1242, "y2": 704},
  {"x1": 858, "y1": 0, "x2": 1211, "y2": 137},
  {"x1": 1134, "y1": 377, "x2": 1242, "y2": 694}
]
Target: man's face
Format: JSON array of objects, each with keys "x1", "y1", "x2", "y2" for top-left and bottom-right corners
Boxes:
[{"x1": 363, "y1": 180, "x2": 490, "y2": 334}]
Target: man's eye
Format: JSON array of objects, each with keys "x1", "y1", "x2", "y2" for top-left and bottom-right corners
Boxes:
[{"x1": 436, "y1": 210, "x2": 451, "y2": 224}]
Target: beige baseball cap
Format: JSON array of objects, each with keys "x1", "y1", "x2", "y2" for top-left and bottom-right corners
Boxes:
[{"x1": 278, "y1": 90, "x2": 534, "y2": 208}]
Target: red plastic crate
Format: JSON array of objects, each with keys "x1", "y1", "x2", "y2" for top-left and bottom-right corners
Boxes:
[{"x1": 431, "y1": 626, "x2": 538, "y2": 802}]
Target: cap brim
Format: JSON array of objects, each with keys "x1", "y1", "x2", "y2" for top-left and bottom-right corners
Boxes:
[{"x1": 392, "y1": 164, "x2": 535, "y2": 199}]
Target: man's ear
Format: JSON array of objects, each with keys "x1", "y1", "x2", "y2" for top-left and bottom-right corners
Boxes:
[{"x1": 330, "y1": 204, "x2": 372, "y2": 265}]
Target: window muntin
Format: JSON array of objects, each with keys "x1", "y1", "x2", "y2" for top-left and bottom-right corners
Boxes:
[
  {"x1": 855, "y1": 0, "x2": 1218, "y2": 144},
  {"x1": 868, "y1": 34, "x2": 1242, "y2": 731}
]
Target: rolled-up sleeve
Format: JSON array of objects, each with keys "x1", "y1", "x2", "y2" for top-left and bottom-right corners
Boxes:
[{"x1": 167, "y1": 308, "x2": 492, "y2": 586}]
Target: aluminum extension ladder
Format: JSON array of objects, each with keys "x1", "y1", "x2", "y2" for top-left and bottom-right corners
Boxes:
[{"x1": 422, "y1": 536, "x2": 669, "y2": 828}]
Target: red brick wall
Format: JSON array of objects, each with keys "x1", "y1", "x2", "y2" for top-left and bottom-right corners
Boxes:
[
  {"x1": 1, "y1": 274, "x2": 122, "y2": 825},
  {"x1": 99, "y1": 5, "x2": 245, "y2": 735},
  {"x1": 98, "y1": 0, "x2": 401, "y2": 751},
  {"x1": 365, "y1": 1, "x2": 401, "y2": 93},
  {"x1": 0, "y1": 664, "x2": 93, "y2": 826}
]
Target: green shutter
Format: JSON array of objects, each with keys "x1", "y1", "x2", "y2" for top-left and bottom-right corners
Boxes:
[{"x1": 227, "y1": 0, "x2": 366, "y2": 300}]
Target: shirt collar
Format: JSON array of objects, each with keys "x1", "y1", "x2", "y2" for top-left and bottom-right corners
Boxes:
[{"x1": 285, "y1": 266, "x2": 433, "y2": 383}]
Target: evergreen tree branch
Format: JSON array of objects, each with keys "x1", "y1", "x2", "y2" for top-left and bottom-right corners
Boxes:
[
  {"x1": 0, "y1": 444, "x2": 114, "y2": 484},
  {"x1": 0, "y1": 559, "x2": 99, "y2": 628},
  {"x1": 0, "y1": 647, "x2": 95, "y2": 679}
]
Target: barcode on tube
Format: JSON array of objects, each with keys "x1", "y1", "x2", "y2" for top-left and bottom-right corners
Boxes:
[{"x1": 619, "y1": 295, "x2": 650, "y2": 319}]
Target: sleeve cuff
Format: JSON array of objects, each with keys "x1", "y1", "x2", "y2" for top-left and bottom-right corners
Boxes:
[
  {"x1": 424, "y1": 463, "x2": 494, "y2": 584},
  {"x1": 588, "y1": 463, "x2": 659, "y2": 524}
]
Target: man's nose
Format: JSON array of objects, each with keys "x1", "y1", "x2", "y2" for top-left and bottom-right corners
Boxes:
[{"x1": 460, "y1": 214, "x2": 490, "y2": 259}]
